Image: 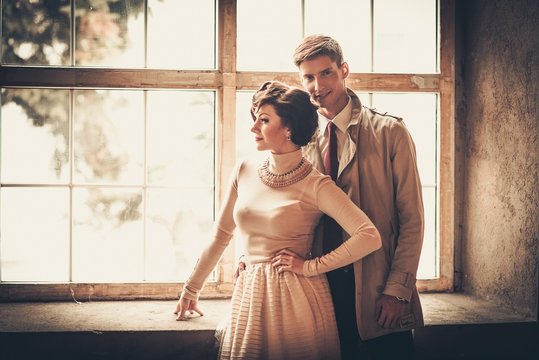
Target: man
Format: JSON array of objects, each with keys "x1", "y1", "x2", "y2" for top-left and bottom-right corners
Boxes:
[{"x1": 295, "y1": 34, "x2": 424, "y2": 359}]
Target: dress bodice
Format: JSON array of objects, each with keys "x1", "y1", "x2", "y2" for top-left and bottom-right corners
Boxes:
[{"x1": 234, "y1": 150, "x2": 322, "y2": 263}]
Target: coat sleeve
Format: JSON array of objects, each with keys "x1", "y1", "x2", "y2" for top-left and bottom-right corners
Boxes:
[
  {"x1": 303, "y1": 176, "x2": 382, "y2": 276},
  {"x1": 384, "y1": 121, "x2": 425, "y2": 301},
  {"x1": 181, "y1": 162, "x2": 240, "y2": 301}
]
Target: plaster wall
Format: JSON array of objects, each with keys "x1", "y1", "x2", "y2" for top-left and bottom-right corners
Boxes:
[{"x1": 459, "y1": 0, "x2": 538, "y2": 317}]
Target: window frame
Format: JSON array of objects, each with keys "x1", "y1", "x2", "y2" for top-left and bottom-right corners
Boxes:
[{"x1": 0, "y1": 0, "x2": 454, "y2": 301}]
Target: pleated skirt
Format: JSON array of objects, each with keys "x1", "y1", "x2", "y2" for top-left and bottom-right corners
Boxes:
[{"x1": 218, "y1": 262, "x2": 341, "y2": 360}]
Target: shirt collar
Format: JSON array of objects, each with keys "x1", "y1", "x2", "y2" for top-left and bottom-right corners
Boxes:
[{"x1": 319, "y1": 96, "x2": 352, "y2": 134}]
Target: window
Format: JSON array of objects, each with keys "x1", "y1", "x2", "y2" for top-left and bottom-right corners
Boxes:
[
  {"x1": 235, "y1": 0, "x2": 453, "y2": 289},
  {"x1": 0, "y1": 0, "x2": 454, "y2": 300}
]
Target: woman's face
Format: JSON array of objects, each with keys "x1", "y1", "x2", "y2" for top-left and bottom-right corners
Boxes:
[{"x1": 251, "y1": 104, "x2": 296, "y2": 154}]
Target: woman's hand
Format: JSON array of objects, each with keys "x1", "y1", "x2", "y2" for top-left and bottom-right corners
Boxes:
[
  {"x1": 271, "y1": 249, "x2": 305, "y2": 275},
  {"x1": 174, "y1": 293, "x2": 204, "y2": 321}
]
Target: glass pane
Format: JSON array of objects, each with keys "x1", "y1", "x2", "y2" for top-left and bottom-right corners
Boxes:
[
  {"x1": 75, "y1": 0, "x2": 145, "y2": 67},
  {"x1": 147, "y1": 91, "x2": 215, "y2": 186},
  {"x1": 147, "y1": 0, "x2": 215, "y2": 69},
  {"x1": 72, "y1": 187, "x2": 144, "y2": 282},
  {"x1": 236, "y1": 90, "x2": 271, "y2": 168},
  {"x1": 373, "y1": 0, "x2": 437, "y2": 73},
  {"x1": 1, "y1": 89, "x2": 70, "y2": 184},
  {"x1": 354, "y1": 92, "x2": 371, "y2": 107},
  {"x1": 371, "y1": 93, "x2": 438, "y2": 279},
  {"x1": 0, "y1": 187, "x2": 69, "y2": 281},
  {"x1": 145, "y1": 188, "x2": 214, "y2": 281},
  {"x1": 305, "y1": 0, "x2": 371, "y2": 72},
  {"x1": 73, "y1": 90, "x2": 144, "y2": 185},
  {"x1": 371, "y1": 93, "x2": 437, "y2": 186},
  {"x1": 237, "y1": 0, "x2": 302, "y2": 71},
  {"x1": 418, "y1": 187, "x2": 437, "y2": 279},
  {"x1": 236, "y1": 91, "x2": 257, "y2": 160},
  {"x1": 1, "y1": 1, "x2": 70, "y2": 65}
]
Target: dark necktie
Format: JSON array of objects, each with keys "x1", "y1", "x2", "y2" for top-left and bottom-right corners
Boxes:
[
  {"x1": 323, "y1": 121, "x2": 343, "y2": 254},
  {"x1": 324, "y1": 121, "x2": 339, "y2": 181}
]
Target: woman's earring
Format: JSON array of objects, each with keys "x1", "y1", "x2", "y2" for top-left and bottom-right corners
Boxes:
[{"x1": 287, "y1": 132, "x2": 292, "y2": 141}]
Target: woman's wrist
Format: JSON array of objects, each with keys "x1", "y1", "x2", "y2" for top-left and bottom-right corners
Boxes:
[
  {"x1": 302, "y1": 259, "x2": 316, "y2": 277},
  {"x1": 179, "y1": 284, "x2": 199, "y2": 300}
]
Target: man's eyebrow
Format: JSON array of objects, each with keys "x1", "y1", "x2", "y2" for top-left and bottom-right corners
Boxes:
[
  {"x1": 302, "y1": 67, "x2": 333, "y2": 77},
  {"x1": 318, "y1": 67, "x2": 333, "y2": 74}
]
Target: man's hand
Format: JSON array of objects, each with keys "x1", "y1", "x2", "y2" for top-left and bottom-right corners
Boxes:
[
  {"x1": 271, "y1": 249, "x2": 305, "y2": 275},
  {"x1": 174, "y1": 294, "x2": 204, "y2": 321},
  {"x1": 376, "y1": 294, "x2": 407, "y2": 328},
  {"x1": 233, "y1": 258, "x2": 246, "y2": 284}
]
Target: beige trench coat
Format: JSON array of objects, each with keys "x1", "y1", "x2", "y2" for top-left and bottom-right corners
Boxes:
[{"x1": 303, "y1": 89, "x2": 425, "y2": 340}]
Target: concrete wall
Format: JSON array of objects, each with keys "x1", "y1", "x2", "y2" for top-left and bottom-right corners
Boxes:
[{"x1": 457, "y1": 0, "x2": 539, "y2": 318}]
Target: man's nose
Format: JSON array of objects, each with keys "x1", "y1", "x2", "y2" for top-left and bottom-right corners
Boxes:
[{"x1": 313, "y1": 77, "x2": 321, "y2": 92}]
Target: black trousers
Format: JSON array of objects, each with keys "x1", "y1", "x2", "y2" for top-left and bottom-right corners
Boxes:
[
  {"x1": 327, "y1": 269, "x2": 416, "y2": 360},
  {"x1": 362, "y1": 330, "x2": 416, "y2": 360},
  {"x1": 327, "y1": 269, "x2": 360, "y2": 360}
]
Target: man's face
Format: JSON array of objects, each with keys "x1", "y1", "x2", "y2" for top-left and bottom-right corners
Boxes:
[{"x1": 298, "y1": 55, "x2": 349, "y2": 114}]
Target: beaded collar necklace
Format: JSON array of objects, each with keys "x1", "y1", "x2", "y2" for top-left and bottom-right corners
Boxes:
[{"x1": 258, "y1": 157, "x2": 313, "y2": 188}]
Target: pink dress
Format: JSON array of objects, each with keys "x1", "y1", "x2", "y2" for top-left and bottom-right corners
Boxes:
[{"x1": 182, "y1": 149, "x2": 380, "y2": 360}]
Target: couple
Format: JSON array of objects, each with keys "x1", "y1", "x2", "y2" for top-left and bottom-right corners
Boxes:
[{"x1": 175, "y1": 35, "x2": 424, "y2": 360}]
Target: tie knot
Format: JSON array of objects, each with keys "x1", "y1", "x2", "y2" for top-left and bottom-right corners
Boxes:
[{"x1": 326, "y1": 121, "x2": 336, "y2": 137}]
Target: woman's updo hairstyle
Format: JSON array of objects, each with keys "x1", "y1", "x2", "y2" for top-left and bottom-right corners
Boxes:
[{"x1": 251, "y1": 81, "x2": 318, "y2": 147}]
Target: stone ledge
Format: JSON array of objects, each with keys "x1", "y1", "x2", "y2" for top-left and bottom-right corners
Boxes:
[
  {"x1": 0, "y1": 299, "x2": 228, "y2": 333},
  {"x1": 0, "y1": 293, "x2": 533, "y2": 333},
  {"x1": 1, "y1": 293, "x2": 537, "y2": 360}
]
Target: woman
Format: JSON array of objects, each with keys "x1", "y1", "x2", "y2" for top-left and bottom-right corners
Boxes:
[{"x1": 174, "y1": 81, "x2": 381, "y2": 360}]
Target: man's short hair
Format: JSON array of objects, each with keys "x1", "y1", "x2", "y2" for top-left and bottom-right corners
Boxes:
[{"x1": 293, "y1": 34, "x2": 344, "y2": 68}]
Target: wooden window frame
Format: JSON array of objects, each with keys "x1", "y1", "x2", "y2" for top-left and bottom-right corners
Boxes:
[{"x1": 0, "y1": 0, "x2": 454, "y2": 301}]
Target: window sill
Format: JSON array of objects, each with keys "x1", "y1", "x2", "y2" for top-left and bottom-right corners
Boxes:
[
  {"x1": 0, "y1": 293, "x2": 533, "y2": 333},
  {"x1": 1, "y1": 294, "x2": 536, "y2": 360}
]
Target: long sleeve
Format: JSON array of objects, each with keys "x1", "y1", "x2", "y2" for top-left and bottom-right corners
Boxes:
[
  {"x1": 303, "y1": 177, "x2": 382, "y2": 276},
  {"x1": 383, "y1": 121, "x2": 424, "y2": 301},
  {"x1": 181, "y1": 163, "x2": 240, "y2": 300}
]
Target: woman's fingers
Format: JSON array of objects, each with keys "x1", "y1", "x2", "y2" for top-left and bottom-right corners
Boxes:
[
  {"x1": 192, "y1": 304, "x2": 205, "y2": 317},
  {"x1": 271, "y1": 254, "x2": 293, "y2": 267},
  {"x1": 271, "y1": 254, "x2": 288, "y2": 272},
  {"x1": 173, "y1": 301, "x2": 181, "y2": 315},
  {"x1": 175, "y1": 298, "x2": 204, "y2": 321},
  {"x1": 275, "y1": 249, "x2": 298, "y2": 257},
  {"x1": 271, "y1": 252, "x2": 305, "y2": 275},
  {"x1": 175, "y1": 307, "x2": 187, "y2": 321}
]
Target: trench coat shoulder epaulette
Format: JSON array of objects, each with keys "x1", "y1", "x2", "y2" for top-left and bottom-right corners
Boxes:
[{"x1": 364, "y1": 106, "x2": 403, "y2": 121}]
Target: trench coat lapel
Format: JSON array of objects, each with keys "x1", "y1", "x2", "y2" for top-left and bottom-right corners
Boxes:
[
  {"x1": 337, "y1": 90, "x2": 362, "y2": 180},
  {"x1": 338, "y1": 131, "x2": 356, "y2": 179}
]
